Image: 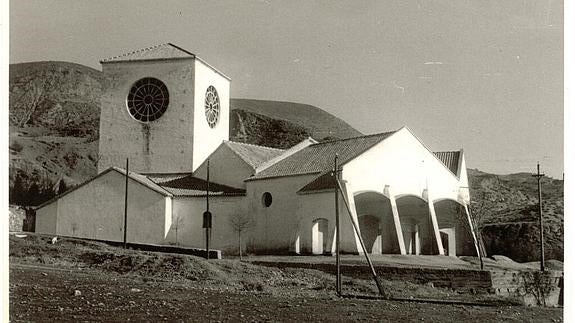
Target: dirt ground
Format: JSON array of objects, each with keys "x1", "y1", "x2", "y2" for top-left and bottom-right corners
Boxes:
[{"x1": 8, "y1": 234, "x2": 564, "y2": 322}]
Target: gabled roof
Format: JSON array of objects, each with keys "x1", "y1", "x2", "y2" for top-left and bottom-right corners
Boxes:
[
  {"x1": 247, "y1": 131, "x2": 397, "y2": 181},
  {"x1": 100, "y1": 43, "x2": 231, "y2": 80},
  {"x1": 101, "y1": 43, "x2": 195, "y2": 63},
  {"x1": 223, "y1": 141, "x2": 285, "y2": 170},
  {"x1": 35, "y1": 167, "x2": 174, "y2": 210},
  {"x1": 158, "y1": 174, "x2": 245, "y2": 197},
  {"x1": 433, "y1": 151, "x2": 461, "y2": 176}
]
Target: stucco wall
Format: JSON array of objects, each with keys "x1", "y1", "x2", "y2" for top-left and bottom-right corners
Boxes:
[
  {"x1": 36, "y1": 202, "x2": 57, "y2": 234},
  {"x1": 192, "y1": 60, "x2": 230, "y2": 171},
  {"x1": 36, "y1": 170, "x2": 168, "y2": 244},
  {"x1": 99, "y1": 59, "x2": 196, "y2": 173},
  {"x1": 194, "y1": 143, "x2": 253, "y2": 188},
  {"x1": 343, "y1": 128, "x2": 466, "y2": 203},
  {"x1": 167, "y1": 196, "x2": 246, "y2": 254},
  {"x1": 298, "y1": 191, "x2": 361, "y2": 254},
  {"x1": 245, "y1": 174, "x2": 318, "y2": 253}
]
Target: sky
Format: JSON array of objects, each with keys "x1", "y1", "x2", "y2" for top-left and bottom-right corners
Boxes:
[{"x1": 8, "y1": 0, "x2": 564, "y2": 178}]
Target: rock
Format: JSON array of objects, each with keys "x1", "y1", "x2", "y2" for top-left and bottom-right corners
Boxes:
[
  {"x1": 74, "y1": 290, "x2": 81, "y2": 296},
  {"x1": 130, "y1": 288, "x2": 142, "y2": 293},
  {"x1": 51, "y1": 237, "x2": 58, "y2": 244}
]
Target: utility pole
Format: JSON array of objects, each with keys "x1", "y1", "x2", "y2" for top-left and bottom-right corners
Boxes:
[
  {"x1": 204, "y1": 160, "x2": 212, "y2": 260},
  {"x1": 334, "y1": 154, "x2": 341, "y2": 296},
  {"x1": 123, "y1": 158, "x2": 129, "y2": 249},
  {"x1": 532, "y1": 162, "x2": 545, "y2": 271}
]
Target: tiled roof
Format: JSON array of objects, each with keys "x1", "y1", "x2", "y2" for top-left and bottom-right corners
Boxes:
[
  {"x1": 248, "y1": 131, "x2": 397, "y2": 181},
  {"x1": 297, "y1": 172, "x2": 337, "y2": 194},
  {"x1": 224, "y1": 141, "x2": 285, "y2": 169},
  {"x1": 143, "y1": 172, "x2": 193, "y2": 184},
  {"x1": 157, "y1": 175, "x2": 245, "y2": 197},
  {"x1": 433, "y1": 151, "x2": 461, "y2": 176},
  {"x1": 101, "y1": 43, "x2": 195, "y2": 63}
]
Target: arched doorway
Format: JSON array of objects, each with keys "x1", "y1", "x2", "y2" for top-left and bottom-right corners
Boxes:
[
  {"x1": 396, "y1": 195, "x2": 436, "y2": 255},
  {"x1": 354, "y1": 192, "x2": 399, "y2": 254},
  {"x1": 434, "y1": 199, "x2": 475, "y2": 256},
  {"x1": 312, "y1": 218, "x2": 328, "y2": 254}
]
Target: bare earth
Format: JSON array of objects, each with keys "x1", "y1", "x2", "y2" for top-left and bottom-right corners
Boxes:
[{"x1": 8, "y1": 234, "x2": 563, "y2": 322}]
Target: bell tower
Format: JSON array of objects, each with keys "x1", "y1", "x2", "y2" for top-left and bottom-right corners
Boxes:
[{"x1": 98, "y1": 43, "x2": 230, "y2": 173}]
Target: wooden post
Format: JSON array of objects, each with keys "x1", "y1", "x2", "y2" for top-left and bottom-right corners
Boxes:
[
  {"x1": 206, "y1": 160, "x2": 210, "y2": 260},
  {"x1": 336, "y1": 179, "x2": 388, "y2": 299},
  {"x1": 532, "y1": 162, "x2": 545, "y2": 271},
  {"x1": 123, "y1": 158, "x2": 129, "y2": 249},
  {"x1": 334, "y1": 154, "x2": 341, "y2": 296}
]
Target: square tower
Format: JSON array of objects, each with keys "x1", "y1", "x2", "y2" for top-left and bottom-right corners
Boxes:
[{"x1": 98, "y1": 43, "x2": 230, "y2": 173}]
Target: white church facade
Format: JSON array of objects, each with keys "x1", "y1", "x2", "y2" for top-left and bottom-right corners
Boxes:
[{"x1": 35, "y1": 43, "x2": 479, "y2": 257}]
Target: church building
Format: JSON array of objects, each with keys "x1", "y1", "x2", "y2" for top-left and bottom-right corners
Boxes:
[{"x1": 35, "y1": 43, "x2": 479, "y2": 257}]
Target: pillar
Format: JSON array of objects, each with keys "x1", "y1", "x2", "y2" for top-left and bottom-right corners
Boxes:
[
  {"x1": 384, "y1": 185, "x2": 406, "y2": 255},
  {"x1": 424, "y1": 189, "x2": 444, "y2": 255}
]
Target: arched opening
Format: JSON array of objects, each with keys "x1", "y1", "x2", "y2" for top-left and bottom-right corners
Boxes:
[
  {"x1": 396, "y1": 195, "x2": 436, "y2": 255},
  {"x1": 354, "y1": 192, "x2": 399, "y2": 254},
  {"x1": 358, "y1": 215, "x2": 380, "y2": 254},
  {"x1": 434, "y1": 199, "x2": 475, "y2": 256},
  {"x1": 312, "y1": 218, "x2": 328, "y2": 255}
]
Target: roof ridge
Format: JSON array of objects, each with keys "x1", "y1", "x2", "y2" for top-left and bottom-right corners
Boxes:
[
  {"x1": 225, "y1": 140, "x2": 285, "y2": 151},
  {"x1": 101, "y1": 43, "x2": 195, "y2": 63},
  {"x1": 310, "y1": 131, "x2": 396, "y2": 146},
  {"x1": 102, "y1": 43, "x2": 167, "y2": 62}
]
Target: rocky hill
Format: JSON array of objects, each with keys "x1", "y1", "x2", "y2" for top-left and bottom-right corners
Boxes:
[
  {"x1": 467, "y1": 169, "x2": 563, "y2": 262},
  {"x1": 8, "y1": 61, "x2": 360, "y2": 198},
  {"x1": 8, "y1": 61, "x2": 563, "y2": 262}
]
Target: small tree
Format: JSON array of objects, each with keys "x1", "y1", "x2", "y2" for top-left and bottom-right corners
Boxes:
[{"x1": 229, "y1": 213, "x2": 252, "y2": 261}]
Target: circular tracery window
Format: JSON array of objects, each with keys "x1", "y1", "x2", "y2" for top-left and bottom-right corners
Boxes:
[
  {"x1": 204, "y1": 85, "x2": 220, "y2": 128},
  {"x1": 126, "y1": 77, "x2": 169, "y2": 122}
]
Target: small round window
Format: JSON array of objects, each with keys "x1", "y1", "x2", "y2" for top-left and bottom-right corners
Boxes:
[
  {"x1": 262, "y1": 192, "x2": 272, "y2": 207},
  {"x1": 126, "y1": 77, "x2": 169, "y2": 122}
]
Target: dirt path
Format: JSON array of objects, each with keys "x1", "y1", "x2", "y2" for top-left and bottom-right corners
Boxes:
[{"x1": 9, "y1": 263, "x2": 562, "y2": 322}]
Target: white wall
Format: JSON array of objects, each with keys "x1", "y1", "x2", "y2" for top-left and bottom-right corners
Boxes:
[
  {"x1": 194, "y1": 143, "x2": 253, "y2": 188},
  {"x1": 99, "y1": 59, "x2": 196, "y2": 173},
  {"x1": 343, "y1": 128, "x2": 467, "y2": 203},
  {"x1": 245, "y1": 174, "x2": 317, "y2": 253},
  {"x1": 192, "y1": 59, "x2": 230, "y2": 171},
  {"x1": 35, "y1": 170, "x2": 168, "y2": 244},
  {"x1": 167, "y1": 196, "x2": 246, "y2": 254}
]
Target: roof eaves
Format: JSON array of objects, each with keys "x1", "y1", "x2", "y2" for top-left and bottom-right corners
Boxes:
[
  {"x1": 35, "y1": 167, "x2": 172, "y2": 211},
  {"x1": 245, "y1": 171, "x2": 322, "y2": 182}
]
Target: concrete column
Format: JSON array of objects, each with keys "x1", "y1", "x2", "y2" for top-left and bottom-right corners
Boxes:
[
  {"x1": 425, "y1": 190, "x2": 444, "y2": 256},
  {"x1": 384, "y1": 185, "x2": 406, "y2": 255},
  {"x1": 339, "y1": 180, "x2": 363, "y2": 255}
]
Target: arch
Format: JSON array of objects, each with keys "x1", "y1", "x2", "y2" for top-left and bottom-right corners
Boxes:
[
  {"x1": 396, "y1": 194, "x2": 436, "y2": 255},
  {"x1": 311, "y1": 218, "x2": 329, "y2": 255},
  {"x1": 353, "y1": 191, "x2": 399, "y2": 254},
  {"x1": 433, "y1": 199, "x2": 476, "y2": 256}
]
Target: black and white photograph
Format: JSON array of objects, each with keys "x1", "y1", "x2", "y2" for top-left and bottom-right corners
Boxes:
[{"x1": 2, "y1": 0, "x2": 570, "y2": 321}]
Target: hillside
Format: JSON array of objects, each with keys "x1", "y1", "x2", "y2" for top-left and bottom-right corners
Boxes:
[
  {"x1": 8, "y1": 61, "x2": 361, "y2": 198},
  {"x1": 467, "y1": 169, "x2": 563, "y2": 262},
  {"x1": 8, "y1": 61, "x2": 563, "y2": 262}
]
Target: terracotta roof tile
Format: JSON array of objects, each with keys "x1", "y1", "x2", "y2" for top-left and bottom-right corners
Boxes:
[
  {"x1": 433, "y1": 151, "x2": 461, "y2": 176},
  {"x1": 157, "y1": 175, "x2": 245, "y2": 197},
  {"x1": 224, "y1": 141, "x2": 285, "y2": 169},
  {"x1": 248, "y1": 131, "x2": 396, "y2": 180},
  {"x1": 297, "y1": 172, "x2": 336, "y2": 194}
]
